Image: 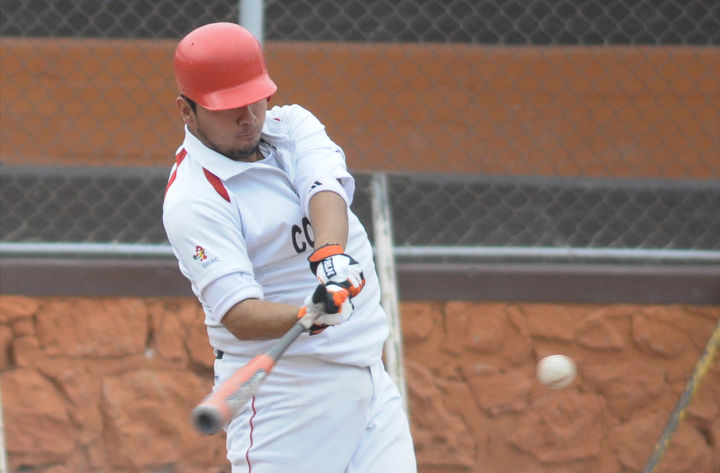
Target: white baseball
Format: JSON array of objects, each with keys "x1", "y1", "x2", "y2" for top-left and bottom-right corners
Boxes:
[{"x1": 536, "y1": 354, "x2": 576, "y2": 389}]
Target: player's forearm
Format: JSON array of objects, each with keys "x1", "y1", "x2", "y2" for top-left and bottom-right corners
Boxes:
[
  {"x1": 308, "y1": 190, "x2": 348, "y2": 249},
  {"x1": 221, "y1": 299, "x2": 299, "y2": 340}
]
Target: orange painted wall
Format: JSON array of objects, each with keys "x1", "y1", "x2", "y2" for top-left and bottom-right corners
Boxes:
[{"x1": 2, "y1": 38, "x2": 718, "y2": 178}]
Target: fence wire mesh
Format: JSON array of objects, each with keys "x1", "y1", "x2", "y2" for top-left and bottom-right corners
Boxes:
[{"x1": 1, "y1": 1, "x2": 719, "y2": 261}]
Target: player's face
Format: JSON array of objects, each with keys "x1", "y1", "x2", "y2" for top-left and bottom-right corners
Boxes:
[{"x1": 179, "y1": 97, "x2": 267, "y2": 161}]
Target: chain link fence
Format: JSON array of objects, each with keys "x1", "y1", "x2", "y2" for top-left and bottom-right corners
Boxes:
[{"x1": 1, "y1": 0, "x2": 719, "y2": 262}]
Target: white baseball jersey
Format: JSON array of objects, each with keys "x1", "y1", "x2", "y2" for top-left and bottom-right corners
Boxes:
[{"x1": 163, "y1": 104, "x2": 389, "y2": 367}]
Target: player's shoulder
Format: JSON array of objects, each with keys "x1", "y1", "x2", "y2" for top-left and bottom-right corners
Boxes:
[
  {"x1": 266, "y1": 104, "x2": 323, "y2": 133},
  {"x1": 163, "y1": 151, "x2": 214, "y2": 209},
  {"x1": 163, "y1": 164, "x2": 233, "y2": 235},
  {"x1": 266, "y1": 103, "x2": 313, "y2": 120}
]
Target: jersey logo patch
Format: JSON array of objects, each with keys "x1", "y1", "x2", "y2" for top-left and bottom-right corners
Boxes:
[
  {"x1": 193, "y1": 245, "x2": 220, "y2": 268},
  {"x1": 193, "y1": 245, "x2": 208, "y2": 261}
]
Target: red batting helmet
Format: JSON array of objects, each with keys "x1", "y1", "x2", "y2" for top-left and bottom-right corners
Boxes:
[{"x1": 173, "y1": 22, "x2": 277, "y2": 110}]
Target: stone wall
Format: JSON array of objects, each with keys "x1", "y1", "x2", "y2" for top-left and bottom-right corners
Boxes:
[{"x1": 1, "y1": 295, "x2": 718, "y2": 473}]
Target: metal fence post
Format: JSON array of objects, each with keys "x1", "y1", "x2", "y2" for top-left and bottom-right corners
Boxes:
[
  {"x1": 371, "y1": 172, "x2": 409, "y2": 413},
  {"x1": 239, "y1": 0, "x2": 264, "y2": 44}
]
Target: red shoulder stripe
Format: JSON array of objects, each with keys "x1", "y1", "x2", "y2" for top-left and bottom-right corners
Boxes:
[
  {"x1": 203, "y1": 168, "x2": 231, "y2": 202},
  {"x1": 164, "y1": 148, "x2": 188, "y2": 197}
]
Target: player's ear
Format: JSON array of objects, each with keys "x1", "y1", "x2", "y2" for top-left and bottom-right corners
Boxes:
[{"x1": 176, "y1": 96, "x2": 195, "y2": 126}]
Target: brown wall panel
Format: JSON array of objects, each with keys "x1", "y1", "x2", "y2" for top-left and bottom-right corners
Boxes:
[{"x1": 2, "y1": 38, "x2": 718, "y2": 178}]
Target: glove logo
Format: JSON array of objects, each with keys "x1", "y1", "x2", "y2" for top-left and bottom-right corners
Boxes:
[{"x1": 321, "y1": 259, "x2": 337, "y2": 278}]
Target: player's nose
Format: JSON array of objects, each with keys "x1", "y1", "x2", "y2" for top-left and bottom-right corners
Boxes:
[{"x1": 234, "y1": 105, "x2": 254, "y2": 124}]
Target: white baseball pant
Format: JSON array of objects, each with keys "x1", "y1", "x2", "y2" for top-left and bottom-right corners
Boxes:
[{"x1": 214, "y1": 354, "x2": 417, "y2": 473}]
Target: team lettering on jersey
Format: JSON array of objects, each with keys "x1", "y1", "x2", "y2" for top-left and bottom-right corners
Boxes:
[{"x1": 291, "y1": 216, "x2": 314, "y2": 253}]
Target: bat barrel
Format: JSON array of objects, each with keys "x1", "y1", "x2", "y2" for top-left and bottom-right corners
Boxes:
[
  {"x1": 191, "y1": 404, "x2": 225, "y2": 436},
  {"x1": 190, "y1": 322, "x2": 308, "y2": 435}
]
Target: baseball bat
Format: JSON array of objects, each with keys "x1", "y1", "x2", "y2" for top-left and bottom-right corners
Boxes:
[
  {"x1": 641, "y1": 317, "x2": 720, "y2": 473},
  {"x1": 191, "y1": 320, "x2": 308, "y2": 435}
]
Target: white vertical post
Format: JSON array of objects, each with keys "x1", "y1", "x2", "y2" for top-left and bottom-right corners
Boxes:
[
  {"x1": 239, "y1": 0, "x2": 264, "y2": 44},
  {"x1": 371, "y1": 172, "x2": 409, "y2": 413}
]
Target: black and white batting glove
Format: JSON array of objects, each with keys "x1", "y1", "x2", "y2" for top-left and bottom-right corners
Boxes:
[
  {"x1": 297, "y1": 283, "x2": 352, "y2": 335},
  {"x1": 307, "y1": 244, "x2": 366, "y2": 297}
]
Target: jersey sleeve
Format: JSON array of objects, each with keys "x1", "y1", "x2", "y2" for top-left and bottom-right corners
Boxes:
[
  {"x1": 163, "y1": 197, "x2": 263, "y2": 300},
  {"x1": 272, "y1": 104, "x2": 356, "y2": 216},
  {"x1": 201, "y1": 272, "x2": 262, "y2": 324}
]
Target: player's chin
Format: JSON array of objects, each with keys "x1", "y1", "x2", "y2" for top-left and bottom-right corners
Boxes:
[
  {"x1": 227, "y1": 149, "x2": 258, "y2": 161},
  {"x1": 235, "y1": 135, "x2": 261, "y2": 151},
  {"x1": 234, "y1": 128, "x2": 261, "y2": 144},
  {"x1": 224, "y1": 141, "x2": 260, "y2": 161}
]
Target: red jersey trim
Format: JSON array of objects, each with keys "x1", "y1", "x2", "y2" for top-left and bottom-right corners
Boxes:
[
  {"x1": 164, "y1": 148, "x2": 187, "y2": 197},
  {"x1": 203, "y1": 168, "x2": 231, "y2": 202}
]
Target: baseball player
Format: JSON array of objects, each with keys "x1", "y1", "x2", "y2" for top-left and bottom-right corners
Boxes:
[{"x1": 163, "y1": 23, "x2": 416, "y2": 473}]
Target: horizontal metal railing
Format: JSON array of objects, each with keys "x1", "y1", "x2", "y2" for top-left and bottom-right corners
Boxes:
[{"x1": 2, "y1": 242, "x2": 719, "y2": 263}]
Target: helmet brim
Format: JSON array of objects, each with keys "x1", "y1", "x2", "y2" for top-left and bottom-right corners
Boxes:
[{"x1": 190, "y1": 75, "x2": 278, "y2": 111}]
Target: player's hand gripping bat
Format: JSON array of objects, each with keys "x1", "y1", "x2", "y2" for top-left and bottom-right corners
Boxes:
[
  {"x1": 191, "y1": 319, "x2": 309, "y2": 435},
  {"x1": 190, "y1": 284, "x2": 349, "y2": 435}
]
